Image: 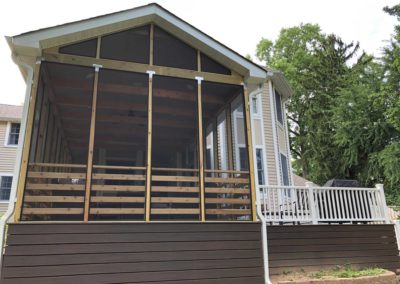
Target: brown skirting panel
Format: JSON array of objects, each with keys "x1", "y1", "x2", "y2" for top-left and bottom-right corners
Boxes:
[
  {"x1": 268, "y1": 224, "x2": 400, "y2": 275},
  {"x1": 1, "y1": 222, "x2": 264, "y2": 284}
]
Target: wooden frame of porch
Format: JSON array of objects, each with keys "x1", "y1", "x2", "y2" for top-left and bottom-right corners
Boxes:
[{"x1": 14, "y1": 23, "x2": 257, "y2": 223}]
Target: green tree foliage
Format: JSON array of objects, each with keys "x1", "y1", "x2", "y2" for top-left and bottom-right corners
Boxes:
[
  {"x1": 256, "y1": 24, "x2": 362, "y2": 185},
  {"x1": 255, "y1": 4, "x2": 400, "y2": 202}
]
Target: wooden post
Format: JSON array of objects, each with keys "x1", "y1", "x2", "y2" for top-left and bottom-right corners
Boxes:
[
  {"x1": 96, "y1": 36, "x2": 101, "y2": 59},
  {"x1": 14, "y1": 62, "x2": 42, "y2": 222},
  {"x1": 225, "y1": 105, "x2": 234, "y2": 171},
  {"x1": 196, "y1": 76, "x2": 205, "y2": 221},
  {"x1": 149, "y1": 24, "x2": 154, "y2": 66},
  {"x1": 213, "y1": 119, "x2": 218, "y2": 170},
  {"x1": 144, "y1": 27, "x2": 155, "y2": 222},
  {"x1": 243, "y1": 85, "x2": 257, "y2": 221},
  {"x1": 145, "y1": 71, "x2": 155, "y2": 222},
  {"x1": 83, "y1": 65, "x2": 100, "y2": 222}
]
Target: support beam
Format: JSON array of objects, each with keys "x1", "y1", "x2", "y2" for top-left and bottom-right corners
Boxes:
[
  {"x1": 145, "y1": 71, "x2": 155, "y2": 221},
  {"x1": 243, "y1": 85, "x2": 257, "y2": 221},
  {"x1": 43, "y1": 52, "x2": 242, "y2": 85},
  {"x1": 196, "y1": 76, "x2": 205, "y2": 221},
  {"x1": 83, "y1": 65, "x2": 100, "y2": 222},
  {"x1": 14, "y1": 62, "x2": 42, "y2": 222}
]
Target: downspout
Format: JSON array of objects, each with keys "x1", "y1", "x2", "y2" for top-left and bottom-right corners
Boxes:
[
  {"x1": 0, "y1": 57, "x2": 34, "y2": 275},
  {"x1": 256, "y1": 188, "x2": 272, "y2": 284}
]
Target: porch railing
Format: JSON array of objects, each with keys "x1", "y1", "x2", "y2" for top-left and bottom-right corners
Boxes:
[
  {"x1": 258, "y1": 183, "x2": 390, "y2": 224},
  {"x1": 20, "y1": 163, "x2": 252, "y2": 221}
]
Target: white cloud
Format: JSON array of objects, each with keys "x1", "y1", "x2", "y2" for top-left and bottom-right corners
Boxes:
[{"x1": 0, "y1": 0, "x2": 397, "y2": 105}]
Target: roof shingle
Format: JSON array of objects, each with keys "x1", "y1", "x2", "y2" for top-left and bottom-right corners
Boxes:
[{"x1": 0, "y1": 104, "x2": 23, "y2": 121}]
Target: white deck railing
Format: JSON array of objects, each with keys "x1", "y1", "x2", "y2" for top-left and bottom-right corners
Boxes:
[{"x1": 258, "y1": 183, "x2": 390, "y2": 224}]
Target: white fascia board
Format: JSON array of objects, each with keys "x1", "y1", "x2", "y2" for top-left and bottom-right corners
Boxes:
[
  {"x1": 11, "y1": 5, "x2": 157, "y2": 49},
  {"x1": 270, "y1": 72, "x2": 293, "y2": 98}
]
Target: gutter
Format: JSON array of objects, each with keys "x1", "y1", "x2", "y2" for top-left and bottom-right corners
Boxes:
[{"x1": 0, "y1": 56, "x2": 34, "y2": 276}]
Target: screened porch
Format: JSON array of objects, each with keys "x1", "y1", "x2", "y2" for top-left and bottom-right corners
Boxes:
[{"x1": 17, "y1": 24, "x2": 256, "y2": 222}]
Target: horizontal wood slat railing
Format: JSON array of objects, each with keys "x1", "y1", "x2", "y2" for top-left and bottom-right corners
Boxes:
[
  {"x1": 89, "y1": 165, "x2": 146, "y2": 221},
  {"x1": 258, "y1": 185, "x2": 390, "y2": 224},
  {"x1": 21, "y1": 164, "x2": 254, "y2": 222},
  {"x1": 150, "y1": 168, "x2": 200, "y2": 220},
  {"x1": 22, "y1": 163, "x2": 87, "y2": 221},
  {"x1": 204, "y1": 169, "x2": 252, "y2": 221}
]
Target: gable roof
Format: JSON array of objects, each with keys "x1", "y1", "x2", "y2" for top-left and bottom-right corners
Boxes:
[
  {"x1": 0, "y1": 104, "x2": 23, "y2": 122},
  {"x1": 7, "y1": 3, "x2": 293, "y2": 96},
  {"x1": 7, "y1": 3, "x2": 267, "y2": 81}
]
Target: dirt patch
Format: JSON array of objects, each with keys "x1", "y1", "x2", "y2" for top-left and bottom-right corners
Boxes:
[{"x1": 271, "y1": 269, "x2": 397, "y2": 284}]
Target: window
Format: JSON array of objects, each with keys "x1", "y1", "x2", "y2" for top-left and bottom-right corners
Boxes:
[
  {"x1": 239, "y1": 147, "x2": 249, "y2": 171},
  {"x1": 256, "y1": 148, "x2": 265, "y2": 185},
  {"x1": 7, "y1": 123, "x2": 20, "y2": 146},
  {"x1": 206, "y1": 148, "x2": 212, "y2": 170},
  {"x1": 0, "y1": 176, "x2": 12, "y2": 201},
  {"x1": 252, "y1": 96, "x2": 259, "y2": 115},
  {"x1": 275, "y1": 90, "x2": 283, "y2": 124},
  {"x1": 280, "y1": 153, "x2": 290, "y2": 186}
]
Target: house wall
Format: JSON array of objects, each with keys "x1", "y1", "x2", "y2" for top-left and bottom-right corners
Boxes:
[
  {"x1": 255, "y1": 80, "x2": 293, "y2": 187},
  {"x1": 260, "y1": 83, "x2": 279, "y2": 185},
  {"x1": 0, "y1": 121, "x2": 18, "y2": 173},
  {"x1": 0, "y1": 120, "x2": 19, "y2": 214}
]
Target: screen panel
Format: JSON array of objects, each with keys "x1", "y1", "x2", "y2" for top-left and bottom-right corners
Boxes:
[
  {"x1": 59, "y1": 38, "x2": 98, "y2": 57},
  {"x1": 22, "y1": 62, "x2": 95, "y2": 221},
  {"x1": 100, "y1": 25, "x2": 150, "y2": 64},
  {"x1": 153, "y1": 26, "x2": 197, "y2": 70},
  {"x1": 201, "y1": 53, "x2": 231, "y2": 75},
  {"x1": 90, "y1": 69, "x2": 149, "y2": 221},
  {"x1": 151, "y1": 75, "x2": 199, "y2": 220}
]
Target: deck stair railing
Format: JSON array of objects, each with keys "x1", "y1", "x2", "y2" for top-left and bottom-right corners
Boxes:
[{"x1": 258, "y1": 183, "x2": 390, "y2": 224}]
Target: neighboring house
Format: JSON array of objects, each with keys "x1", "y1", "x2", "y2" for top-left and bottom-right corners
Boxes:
[
  {"x1": 0, "y1": 104, "x2": 22, "y2": 214},
  {"x1": 292, "y1": 173, "x2": 311, "y2": 186},
  {"x1": 1, "y1": 4, "x2": 398, "y2": 284}
]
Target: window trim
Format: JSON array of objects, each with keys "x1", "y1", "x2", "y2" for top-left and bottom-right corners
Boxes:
[
  {"x1": 249, "y1": 91, "x2": 269, "y2": 187},
  {"x1": 279, "y1": 152, "x2": 290, "y2": 186},
  {"x1": 274, "y1": 88, "x2": 284, "y2": 128},
  {"x1": 255, "y1": 147, "x2": 266, "y2": 186},
  {"x1": 0, "y1": 174, "x2": 13, "y2": 203},
  {"x1": 4, "y1": 121, "x2": 20, "y2": 148},
  {"x1": 251, "y1": 96, "x2": 261, "y2": 117}
]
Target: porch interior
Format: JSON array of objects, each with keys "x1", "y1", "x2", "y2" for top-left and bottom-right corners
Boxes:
[{"x1": 21, "y1": 58, "x2": 253, "y2": 222}]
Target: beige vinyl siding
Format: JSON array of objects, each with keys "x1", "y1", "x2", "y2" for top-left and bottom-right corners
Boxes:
[
  {"x1": 261, "y1": 82, "x2": 278, "y2": 185},
  {"x1": 0, "y1": 202, "x2": 9, "y2": 215},
  {"x1": 277, "y1": 126, "x2": 287, "y2": 154},
  {"x1": 0, "y1": 121, "x2": 18, "y2": 173}
]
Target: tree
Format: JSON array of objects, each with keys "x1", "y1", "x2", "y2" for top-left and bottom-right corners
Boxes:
[{"x1": 256, "y1": 25, "x2": 362, "y2": 185}]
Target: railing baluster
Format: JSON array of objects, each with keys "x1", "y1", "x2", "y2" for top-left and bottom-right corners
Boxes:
[
  {"x1": 370, "y1": 190, "x2": 378, "y2": 219},
  {"x1": 360, "y1": 190, "x2": 365, "y2": 220},
  {"x1": 337, "y1": 189, "x2": 343, "y2": 220},
  {"x1": 332, "y1": 189, "x2": 338, "y2": 221},
  {"x1": 291, "y1": 187, "x2": 296, "y2": 222}
]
